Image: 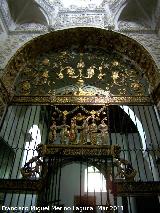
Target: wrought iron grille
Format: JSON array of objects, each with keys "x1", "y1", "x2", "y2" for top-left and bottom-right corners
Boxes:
[{"x1": 0, "y1": 104, "x2": 160, "y2": 212}]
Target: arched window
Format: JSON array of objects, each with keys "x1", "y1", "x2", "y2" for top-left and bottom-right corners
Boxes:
[
  {"x1": 22, "y1": 124, "x2": 41, "y2": 166},
  {"x1": 84, "y1": 166, "x2": 106, "y2": 192},
  {"x1": 120, "y1": 105, "x2": 146, "y2": 151}
]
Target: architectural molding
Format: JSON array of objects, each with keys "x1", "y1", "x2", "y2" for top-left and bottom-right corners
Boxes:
[
  {"x1": 11, "y1": 96, "x2": 152, "y2": 106},
  {"x1": 113, "y1": 181, "x2": 160, "y2": 196},
  {"x1": 37, "y1": 144, "x2": 121, "y2": 158},
  {"x1": 1, "y1": 179, "x2": 160, "y2": 195},
  {"x1": 0, "y1": 179, "x2": 43, "y2": 192}
]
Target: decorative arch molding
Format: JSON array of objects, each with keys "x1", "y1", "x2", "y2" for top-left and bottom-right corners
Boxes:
[{"x1": 1, "y1": 27, "x2": 160, "y2": 105}]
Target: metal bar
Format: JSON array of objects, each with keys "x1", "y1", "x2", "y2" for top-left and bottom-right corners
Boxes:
[
  {"x1": 14, "y1": 106, "x2": 36, "y2": 208},
  {"x1": 133, "y1": 105, "x2": 149, "y2": 180},
  {"x1": 128, "y1": 196, "x2": 133, "y2": 213},
  {"x1": 141, "y1": 105, "x2": 155, "y2": 181},
  {"x1": 148, "y1": 106, "x2": 160, "y2": 176},
  {"x1": 126, "y1": 106, "x2": 141, "y2": 181},
  {"x1": 57, "y1": 154, "x2": 62, "y2": 205},
  {"x1": 54, "y1": 156, "x2": 59, "y2": 205},
  {"x1": 19, "y1": 106, "x2": 37, "y2": 209},
  {"x1": 80, "y1": 159, "x2": 82, "y2": 204},
  {"x1": 0, "y1": 106, "x2": 17, "y2": 178},
  {"x1": 7, "y1": 106, "x2": 24, "y2": 179},
  {"x1": 14, "y1": 106, "x2": 30, "y2": 208}
]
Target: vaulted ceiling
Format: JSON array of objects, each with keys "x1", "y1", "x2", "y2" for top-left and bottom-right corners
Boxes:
[
  {"x1": 7, "y1": 0, "x2": 48, "y2": 25},
  {"x1": 0, "y1": 0, "x2": 160, "y2": 33}
]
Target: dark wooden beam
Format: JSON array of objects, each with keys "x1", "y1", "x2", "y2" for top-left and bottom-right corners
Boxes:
[
  {"x1": 112, "y1": 181, "x2": 160, "y2": 196},
  {"x1": 0, "y1": 179, "x2": 43, "y2": 193}
]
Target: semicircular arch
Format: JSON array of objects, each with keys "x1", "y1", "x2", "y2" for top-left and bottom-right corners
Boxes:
[{"x1": 1, "y1": 27, "x2": 160, "y2": 105}]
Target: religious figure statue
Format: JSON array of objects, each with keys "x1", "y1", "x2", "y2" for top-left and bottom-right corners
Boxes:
[
  {"x1": 114, "y1": 158, "x2": 125, "y2": 178},
  {"x1": 124, "y1": 162, "x2": 137, "y2": 181},
  {"x1": 59, "y1": 121, "x2": 69, "y2": 145},
  {"x1": 98, "y1": 118, "x2": 109, "y2": 145},
  {"x1": 89, "y1": 118, "x2": 98, "y2": 145},
  {"x1": 49, "y1": 120, "x2": 57, "y2": 143},
  {"x1": 68, "y1": 118, "x2": 78, "y2": 144},
  {"x1": 79, "y1": 118, "x2": 89, "y2": 144},
  {"x1": 86, "y1": 66, "x2": 95, "y2": 78},
  {"x1": 114, "y1": 158, "x2": 137, "y2": 181}
]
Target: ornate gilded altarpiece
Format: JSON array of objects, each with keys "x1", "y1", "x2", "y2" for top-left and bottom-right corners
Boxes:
[
  {"x1": 1, "y1": 28, "x2": 160, "y2": 106},
  {"x1": 12, "y1": 47, "x2": 150, "y2": 105},
  {"x1": 0, "y1": 29, "x2": 160, "y2": 198},
  {"x1": 6, "y1": 46, "x2": 153, "y2": 106}
]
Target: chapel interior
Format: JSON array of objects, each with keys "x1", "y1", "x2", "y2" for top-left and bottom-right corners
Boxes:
[{"x1": 0, "y1": 0, "x2": 160, "y2": 212}]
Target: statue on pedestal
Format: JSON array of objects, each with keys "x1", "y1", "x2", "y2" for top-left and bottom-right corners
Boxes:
[
  {"x1": 59, "y1": 121, "x2": 69, "y2": 145},
  {"x1": 98, "y1": 118, "x2": 109, "y2": 145},
  {"x1": 80, "y1": 118, "x2": 89, "y2": 145},
  {"x1": 89, "y1": 118, "x2": 98, "y2": 145},
  {"x1": 68, "y1": 118, "x2": 78, "y2": 144},
  {"x1": 49, "y1": 119, "x2": 57, "y2": 143}
]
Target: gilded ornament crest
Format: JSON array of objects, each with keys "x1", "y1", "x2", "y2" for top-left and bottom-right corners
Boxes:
[{"x1": 13, "y1": 47, "x2": 149, "y2": 101}]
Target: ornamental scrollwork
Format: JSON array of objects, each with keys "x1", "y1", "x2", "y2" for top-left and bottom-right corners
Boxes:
[
  {"x1": 20, "y1": 155, "x2": 47, "y2": 180},
  {"x1": 114, "y1": 158, "x2": 137, "y2": 181},
  {"x1": 1, "y1": 28, "x2": 159, "y2": 106},
  {"x1": 14, "y1": 47, "x2": 149, "y2": 98}
]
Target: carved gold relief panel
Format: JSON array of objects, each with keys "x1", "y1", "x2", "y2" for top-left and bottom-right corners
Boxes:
[
  {"x1": 14, "y1": 47, "x2": 149, "y2": 98},
  {"x1": 2, "y1": 28, "x2": 159, "y2": 105}
]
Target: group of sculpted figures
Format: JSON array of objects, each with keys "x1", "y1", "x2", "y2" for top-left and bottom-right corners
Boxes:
[
  {"x1": 49, "y1": 114, "x2": 109, "y2": 145},
  {"x1": 21, "y1": 114, "x2": 137, "y2": 180}
]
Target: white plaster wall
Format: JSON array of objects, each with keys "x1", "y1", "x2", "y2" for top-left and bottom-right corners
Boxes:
[{"x1": 51, "y1": 162, "x2": 120, "y2": 213}]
